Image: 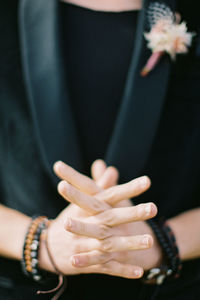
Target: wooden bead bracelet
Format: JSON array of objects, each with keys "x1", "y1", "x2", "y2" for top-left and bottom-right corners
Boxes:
[
  {"x1": 21, "y1": 216, "x2": 48, "y2": 282},
  {"x1": 21, "y1": 216, "x2": 67, "y2": 299}
]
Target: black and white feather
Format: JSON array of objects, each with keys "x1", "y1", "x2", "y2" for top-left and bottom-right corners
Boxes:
[{"x1": 147, "y1": 2, "x2": 175, "y2": 29}]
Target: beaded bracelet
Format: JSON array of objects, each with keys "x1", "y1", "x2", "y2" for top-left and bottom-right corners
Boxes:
[
  {"x1": 21, "y1": 216, "x2": 48, "y2": 282},
  {"x1": 160, "y1": 220, "x2": 182, "y2": 278},
  {"x1": 143, "y1": 217, "x2": 182, "y2": 285},
  {"x1": 22, "y1": 216, "x2": 67, "y2": 300}
]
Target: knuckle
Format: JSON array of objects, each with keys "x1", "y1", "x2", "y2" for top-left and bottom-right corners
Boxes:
[
  {"x1": 108, "y1": 261, "x2": 123, "y2": 276},
  {"x1": 78, "y1": 221, "x2": 87, "y2": 234},
  {"x1": 99, "y1": 225, "x2": 110, "y2": 239},
  {"x1": 126, "y1": 238, "x2": 135, "y2": 249},
  {"x1": 73, "y1": 239, "x2": 86, "y2": 253},
  {"x1": 101, "y1": 238, "x2": 114, "y2": 252},
  {"x1": 83, "y1": 254, "x2": 90, "y2": 264},
  {"x1": 102, "y1": 187, "x2": 115, "y2": 202},
  {"x1": 92, "y1": 199, "x2": 103, "y2": 212},
  {"x1": 99, "y1": 252, "x2": 109, "y2": 263},
  {"x1": 107, "y1": 188, "x2": 116, "y2": 201},
  {"x1": 130, "y1": 178, "x2": 144, "y2": 194},
  {"x1": 102, "y1": 261, "x2": 113, "y2": 272},
  {"x1": 115, "y1": 251, "x2": 125, "y2": 261},
  {"x1": 117, "y1": 264, "x2": 124, "y2": 275},
  {"x1": 64, "y1": 183, "x2": 74, "y2": 198},
  {"x1": 101, "y1": 263, "x2": 109, "y2": 273},
  {"x1": 101, "y1": 210, "x2": 115, "y2": 226},
  {"x1": 136, "y1": 203, "x2": 147, "y2": 217},
  {"x1": 74, "y1": 244, "x2": 82, "y2": 254}
]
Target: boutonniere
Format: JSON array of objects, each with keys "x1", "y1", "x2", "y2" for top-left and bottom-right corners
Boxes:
[{"x1": 141, "y1": 2, "x2": 196, "y2": 76}]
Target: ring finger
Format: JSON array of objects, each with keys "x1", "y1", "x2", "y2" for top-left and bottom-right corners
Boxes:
[
  {"x1": 71, "y1": 250, "x2": 113, "y2": 267},
  {"x1": 82, "y1": 261, "x2": 144, "y2": 279}
]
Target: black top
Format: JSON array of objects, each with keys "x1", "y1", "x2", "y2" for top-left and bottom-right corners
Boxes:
[{"x1": 60, "y1": 2, "x2": 138, "y2": 172}]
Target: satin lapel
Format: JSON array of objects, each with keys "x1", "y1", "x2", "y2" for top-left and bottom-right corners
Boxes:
[
  {"x1": 18, "y1": 0, "x2": 83, "y2": 182},
  {"x1": 105, "y1": 0, "x2": 176, "y2": 182}
]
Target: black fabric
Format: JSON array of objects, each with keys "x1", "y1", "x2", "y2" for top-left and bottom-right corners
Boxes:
[
  {"x1": 0, "y1": 0, "x2": 66, "y2": 218},
  {"x1": 135, "y1": 33, "x2": 200, "y2": 218},
  {"x1": 60, "y1": 3, "x2": 138, "y2": 173},
  {"x1": 0, "y1": 0, "x2": 200, "y2": 299},
  {"x1": 0, "y1": 258, "x2": 200, "y2": 300}
]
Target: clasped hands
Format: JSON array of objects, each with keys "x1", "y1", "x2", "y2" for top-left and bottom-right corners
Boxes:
[{"x1": 40, "y1": 160, "x2": 162, "y2": 279}]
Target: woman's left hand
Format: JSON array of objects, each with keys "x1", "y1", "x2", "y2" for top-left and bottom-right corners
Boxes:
[{"x1": 54, "y1": 160, "x2": 162, "y2": 273}]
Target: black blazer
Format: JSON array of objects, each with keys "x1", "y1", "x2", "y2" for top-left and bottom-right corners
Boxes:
[{"x1": 0, "y1": 0, "x2": 200, "y2": 299}]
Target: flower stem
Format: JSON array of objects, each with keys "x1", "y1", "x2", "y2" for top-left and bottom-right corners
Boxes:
[{"x1": 141, "y1": 51, "x2": 164, "y2": 77}]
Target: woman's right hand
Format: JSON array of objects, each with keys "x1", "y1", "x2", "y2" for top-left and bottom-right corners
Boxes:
[{"x1": 39, "y1": 161, "x2": 156, "y2": 279}]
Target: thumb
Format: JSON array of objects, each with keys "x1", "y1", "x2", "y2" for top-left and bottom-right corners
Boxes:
[
  {"x1": 91, "y1": 160, "x2": 119, "y2": 189},
  {"x1": 91, "y1": 159, "x2": 107, "y2": 181}
]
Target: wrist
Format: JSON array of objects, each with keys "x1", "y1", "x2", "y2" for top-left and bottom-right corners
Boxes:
[
  {"x1": 38, "y1": 220, "x2": 65, "y2": 276},
  {"x1": 167, "y1": 217, "x2": 184, "y2": 260},
  {"x1": 38, "y1": 232, "x2": 56, "y2": 273},
  {"x1": 145, "y1": 224, "x2": 163, "y2": 270},
  {"x1": 16, "y1": 216, "x2": 32, "y2": 260},
  {"x1": 142, "y1": 223, "x2": 163, "y2": 271},
  {"x1": 143, "y1": 218, "x2": 182, "y2": 284}
]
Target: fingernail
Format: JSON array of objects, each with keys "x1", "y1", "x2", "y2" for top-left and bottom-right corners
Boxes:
[
  {"x1": 65, "y1": 218, "x2": 72, "y2": 229},
  {"x1": 72, "y1": 257, "x2": 79, "y2": 266},
  {"x1": 145, "y1": 204, "x2": 152, "y2": 215},
  {"x1": 54, "y1": 161, "x2": 64, "y2": 172},
  {"x1": 134, "y1": 269, "x2": 143, "y2": 277},
  {"x1": 140, "y1": 177, "x2": 148, "y2": 188},
  {"x1": 142, "y1": 236, "x2": 149, "y2": 246},
  {"x1": 58, "y1": 180, "x2": 68, "y2": 193}
]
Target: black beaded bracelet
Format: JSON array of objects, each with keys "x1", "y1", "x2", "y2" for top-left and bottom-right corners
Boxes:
[
  {"x1": 143, "y1": 217, "x2": 182, "y2": 285},
  {"x1": 21, "y1": 216, "x2": 48, "y2": 282},
  {"x1": 160, "y1": 220, "x2": 182, "y2": 278}
]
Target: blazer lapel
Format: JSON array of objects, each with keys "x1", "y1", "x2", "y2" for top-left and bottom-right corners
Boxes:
[
  {"x1": 18, "y1": 0, "x2": 83, "y2": 181},
  {"x1": 18, "y1": 0, "x2": 176, "y2": 183},
  {"x1": 105, "y1": 0, "x2": 176, "y2": 182}
]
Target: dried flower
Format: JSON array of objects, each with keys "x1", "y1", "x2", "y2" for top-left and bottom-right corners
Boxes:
[{"x1": 141, "y1": 2, "x2": 195, "y2": 76}]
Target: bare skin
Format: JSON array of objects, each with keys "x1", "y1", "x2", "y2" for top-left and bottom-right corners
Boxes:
[
  {"x1": 54, "y1": 160, "x2": 200, "y2": 273},
  {"x1": 0, "y1": 160, "x2": 157, "y2": 279},
  {"x1": 1, "y1": 160, "x2": 200, "y2": 280},
  {"x1": 39, "y1": 160, "x2": 157, "y2": 278},
  {"x1": 50, "y1": 160, "x2": 162, "y2": 275},
  {"x1": 61, "y1": 0, "x2": 142, "y2": 12}
]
